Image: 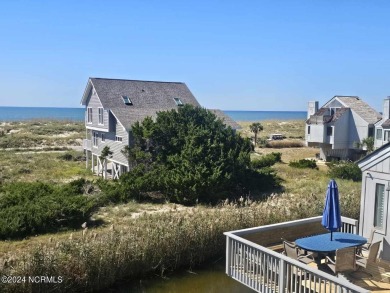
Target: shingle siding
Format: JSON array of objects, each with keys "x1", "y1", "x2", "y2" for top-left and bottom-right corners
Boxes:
[{"x1": 85, "y1": 86, "x2": 109, "y2": 131}]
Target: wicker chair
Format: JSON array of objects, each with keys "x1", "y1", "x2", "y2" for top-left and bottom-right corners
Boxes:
[
  {"x1": 283, "y1": 241, "x2": 315, "y2": 265},
  {"x1": 355, "y1": 241, "x2": 381, "y2": 272},
  {"x1": 325, "y1": 247, "x2": 356, "y2": 275},
  {"x1": 360, "y1": 228, "x2": 377, "y2": 254}
]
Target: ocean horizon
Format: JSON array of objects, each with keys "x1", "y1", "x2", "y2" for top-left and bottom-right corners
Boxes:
[{"x1": 0, "y1": 106, "x2": 307, "y2": 122}]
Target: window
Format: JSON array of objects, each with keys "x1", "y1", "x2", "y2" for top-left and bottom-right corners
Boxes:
[
  {"x1": 122, "y1": 96, "x2": 133, "y2": 105},
  {"x1": 374, "y1": 183, "x2": 385, "y2": 229},
  {"x1": 327, "y1": 126, "x2": 333, "y2": 136},
  {"x1": 385, "y1": 130, "x2": 390, "y2": 142},
  {"x1": 101, "y1": 133, "x2": 105, "y2": 142},
  {"x1": 376, "y1": 129, "x2": 383, "y2": 140},
  {"x1": 87, "y1": 108, "x2": 92, "y2": 123},
  {"x1": 307, "y1": 126, "x2": 310, "y2": 135},
  {"x1": 93, "y1": 132, "x2": 98, "y2": 147},
  {"x1": 98, "y1": 108, "x2": 104, "y2": 125},
  {"x1": 173, "y1": 97, "x2": 184, "y2": 106},
  {"x1": 368, "y1": 127, "x2": 374, "y2": 138},
  {"x1": 115, "y1": 136, "x2": 123, "y2": 142}
]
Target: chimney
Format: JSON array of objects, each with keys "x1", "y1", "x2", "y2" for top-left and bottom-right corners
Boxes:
[
  {"x1": 307, "y1": 101, "x2": 319, "y2": 119},
  {"x1": 383, "y1": 97, "x2": 390, "y2": 120}
]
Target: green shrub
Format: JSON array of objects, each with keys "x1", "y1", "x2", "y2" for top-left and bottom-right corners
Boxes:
[
  {"x1": 0, "y1": 180, "x2": 97, "y2": 239},
  {"x1": 289, "y1": 159, "x2": 318, "y2": 169},
  {"x1": 252, "y1": 152, "x2": 282, "y2": 169},
  {"x1": 327, "y1": 161, "x2": 362, "y2": 182}
]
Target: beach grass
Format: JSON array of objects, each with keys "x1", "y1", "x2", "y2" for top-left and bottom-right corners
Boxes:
[{"x1": 0, "y1": 118, "x2": 362, "y2": 292}]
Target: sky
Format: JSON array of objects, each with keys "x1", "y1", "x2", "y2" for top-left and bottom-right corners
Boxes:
[{"x1": 0, "y1": 0, "x2": 389, "y2": 111}]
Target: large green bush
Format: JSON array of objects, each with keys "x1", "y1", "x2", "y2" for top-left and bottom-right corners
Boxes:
[
  {"x1": 327, "y1": 161, "x2": 362, "y2": 182},
  {"x1": 120, "y1": 105, "x2": 280, "y2": 204},
  {"x1": 0, "y1": 180, "x2": 97, "y2": 239}
]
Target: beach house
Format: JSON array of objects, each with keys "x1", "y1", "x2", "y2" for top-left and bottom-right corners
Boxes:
[
  {"x1": 306, "y1": 96, "x2": 381, "y2": 161},
  {"x1": 374, "y1": 97, "x2": 390, "y2": 149},
  {"x1": 81, "y1": 77, "x2": 240, "y2": 179},
  {"x1": 357, "y1": 142, "x2": 390, "y2": 261}
]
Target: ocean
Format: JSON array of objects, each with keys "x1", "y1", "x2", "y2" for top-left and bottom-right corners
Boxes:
[{"x1": 0, "y1": 107, "x2": 307, "y2": 122}]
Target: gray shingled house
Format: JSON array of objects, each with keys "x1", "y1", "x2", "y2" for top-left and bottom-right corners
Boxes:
[
  {"x1": 81, "y1": 77, "x2": 240, "y2": 179},
  {"x1": 305, "y1": 96, "x2": 381, "y2": 161}
]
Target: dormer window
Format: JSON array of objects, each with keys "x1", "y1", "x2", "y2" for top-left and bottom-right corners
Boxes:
[
  {"x1": 174, "y1": 97, "x2": 184, "y2": 106},
  {"x1": 122, "y1": 96, "x2": 133, "y2": 105}
]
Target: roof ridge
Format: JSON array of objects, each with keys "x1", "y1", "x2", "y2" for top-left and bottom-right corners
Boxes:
[{"x1": 90, "y1": 77, "x2": 184, "y2": 84}]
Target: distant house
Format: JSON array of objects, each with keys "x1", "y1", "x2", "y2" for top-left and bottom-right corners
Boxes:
[
  {"x1": 305, "y1": 96, "x2": 381, "y2": 161},
  {"x1": 374, "y1": 97, "x2": 390, "y2": 149},
  {"x1": 81, "y1": 77, "x2": 240, "y2": 179},
  {"x1": 357, "y1": 142, "x2": 390, "y2": 261}
]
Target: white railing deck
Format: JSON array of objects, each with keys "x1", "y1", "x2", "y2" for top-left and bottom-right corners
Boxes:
[{"x1": 224, "y1": 216, "x2": 368, "y2": 293}]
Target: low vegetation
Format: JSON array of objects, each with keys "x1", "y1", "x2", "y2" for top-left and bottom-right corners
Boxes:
[
  {"x1": 327, "y1": 160, "x2": 362, "y2": 182},
  {"x1": 0, "y1": 117, "x2": 363, "y2": 292},
  {"x1": 0, "y1": 180, "x2": 97, "y2": 239},
  {"x1": 289, "y1": 158, "x2": 318, "y2": 169},
  {"x1": 265, "y1": 140, "x2": 304, "y2": 148},
  {"x1": 0, "y1": 120, "x2": 83, "y2": 148},
  {"x1": 252, "y1": 152, "x2": 282, "y2": 169},
  {"x1": 0, "y1": 189, "x2": 361, "y2": 293}
]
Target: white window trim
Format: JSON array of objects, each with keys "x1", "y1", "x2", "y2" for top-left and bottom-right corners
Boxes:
[
  {"x1": 87, "y1": 107, "x2": 93, "y2": 124},
  {"x1": 93, "y1": 132, "x2": 98, "y2": 148},
  {"x1": 374, "y1": 182, "x2": 387, "y2": 233},
  {"x1": 98, "y1": 108, "x2": 104, "y2": 125},
  {"x1": 115, "y1": 136, "x2": 123, "y2": 143}
]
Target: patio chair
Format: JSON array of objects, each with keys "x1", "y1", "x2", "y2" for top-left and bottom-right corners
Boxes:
[
  {"x1": 355, "y1": 240, "x2": 381, "y2": 276},
  {"x1": 283, "y1": 241, "x2": 315, "y2": 265},
  {"x1": 325, "y1": 247, "x2": 356, "y2": 275},
  {"x1": 359, "y1": 228, "x2": 377, "y2": 255}
]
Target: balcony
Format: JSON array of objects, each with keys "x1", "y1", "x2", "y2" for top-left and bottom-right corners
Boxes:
[
  {"x1": 224, "y1": 216, "x2": 390, "y2": 292},
  {"x1": 83, "y1": 139, "x2": 92, "y2": 151}
]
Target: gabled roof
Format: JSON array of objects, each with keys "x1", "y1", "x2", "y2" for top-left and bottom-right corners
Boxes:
[
  {"x1": 336, "y1": 96, "x2": 381, "y2": 124},
  {"x1": 357, "y1": 142, "x2": 390, "y2": 171},
  {"x1": 381, "y1": 119, "x2": 390, "y2": 129},
  {"x1": 208, "y1": 109, "x2": 242, "y2": 129},
  {"x1": 306, "y1": 107, "x2": 349, "y2": 124},
  {"x1": 81, "y1": 78, "x2": 201, "y2": 109},
  {"x1": 81, "y1": 77, "x2": 241, "y2": 130},
  {"x1": 307, "y1": 96, "x2": 381, "y2": 125}
]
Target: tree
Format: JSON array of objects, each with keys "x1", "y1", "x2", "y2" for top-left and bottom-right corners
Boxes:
[
  {"x1": 99, "y1": 146, "x2": 113, "y2": 179},
  {"x1": 361, "y1": 137, "x2": 375, "y2": 153},
  {"x1": 121, "y1": 105, "x2": 267, "y2": 204},
  {"x1": 249, "y1": 122, "x2": 264, "y2": 146}
]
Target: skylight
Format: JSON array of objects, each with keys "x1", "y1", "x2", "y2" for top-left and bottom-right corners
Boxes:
[
  {"x1": 122, "y1": 96, "x2": 133, "y2": 105},
  {"x1": 174, "y1": 97, "x2": 184, "y2": 106}
]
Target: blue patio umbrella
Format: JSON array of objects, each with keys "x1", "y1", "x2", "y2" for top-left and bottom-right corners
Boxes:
[{"x1": 321, "y1": 179, "x2": 342, "y2": 241}]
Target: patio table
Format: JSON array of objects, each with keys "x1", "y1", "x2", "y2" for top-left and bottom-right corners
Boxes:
[{"x1": 295, "y1": 232, "x2": 367, "y2": 253}]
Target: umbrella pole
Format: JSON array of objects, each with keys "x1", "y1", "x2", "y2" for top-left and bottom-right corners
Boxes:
[{"x1": 331, "y1": 231, "x2": 333, "y2": 241}]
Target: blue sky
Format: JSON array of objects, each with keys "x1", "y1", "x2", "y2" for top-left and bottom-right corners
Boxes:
[{"x1": 0, "y1": 0, "x2": 389, "y2": 111}]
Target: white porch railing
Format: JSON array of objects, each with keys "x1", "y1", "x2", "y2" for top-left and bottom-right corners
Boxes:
[
  {"x1": 83, "y1": 139, "x2": 92, "y2": 151},
  {"x1": 224, "y1": 216, "x2": 368, "y2": 293}
]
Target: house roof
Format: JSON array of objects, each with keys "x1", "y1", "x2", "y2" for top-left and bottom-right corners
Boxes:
[
  {"x1": 208, "y1": 109, "x2": 242, "y2": 129},
  {"x1": 306, "y1": 107, "x2": 349, "y2": 124},
  {"x1": 82, "y1": 78, "x2": 201, "y2": 109},
  {"x1": 307, "y1": 96, "x2": 381, "y2": 125},
  {"x1": 380, "y1": 119, "x2": 390, "y2": 129},
  {"x1": 357, "y1": 142, "x2": 390, "y2": 171},
  {"x1": 81, "y1": 77, "x2": 240, "y2": 130},
  {"x1": 336, "y1": 96, "x2": 381, "y2": 124}
]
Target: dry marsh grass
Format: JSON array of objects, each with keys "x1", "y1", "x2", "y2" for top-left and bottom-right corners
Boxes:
[
  {"x1": 0, "y1": 190, "x2": 361, "y2": 293},
  {"x1": 238, "y1": 120, "x2": 306, "y2": 140}
]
